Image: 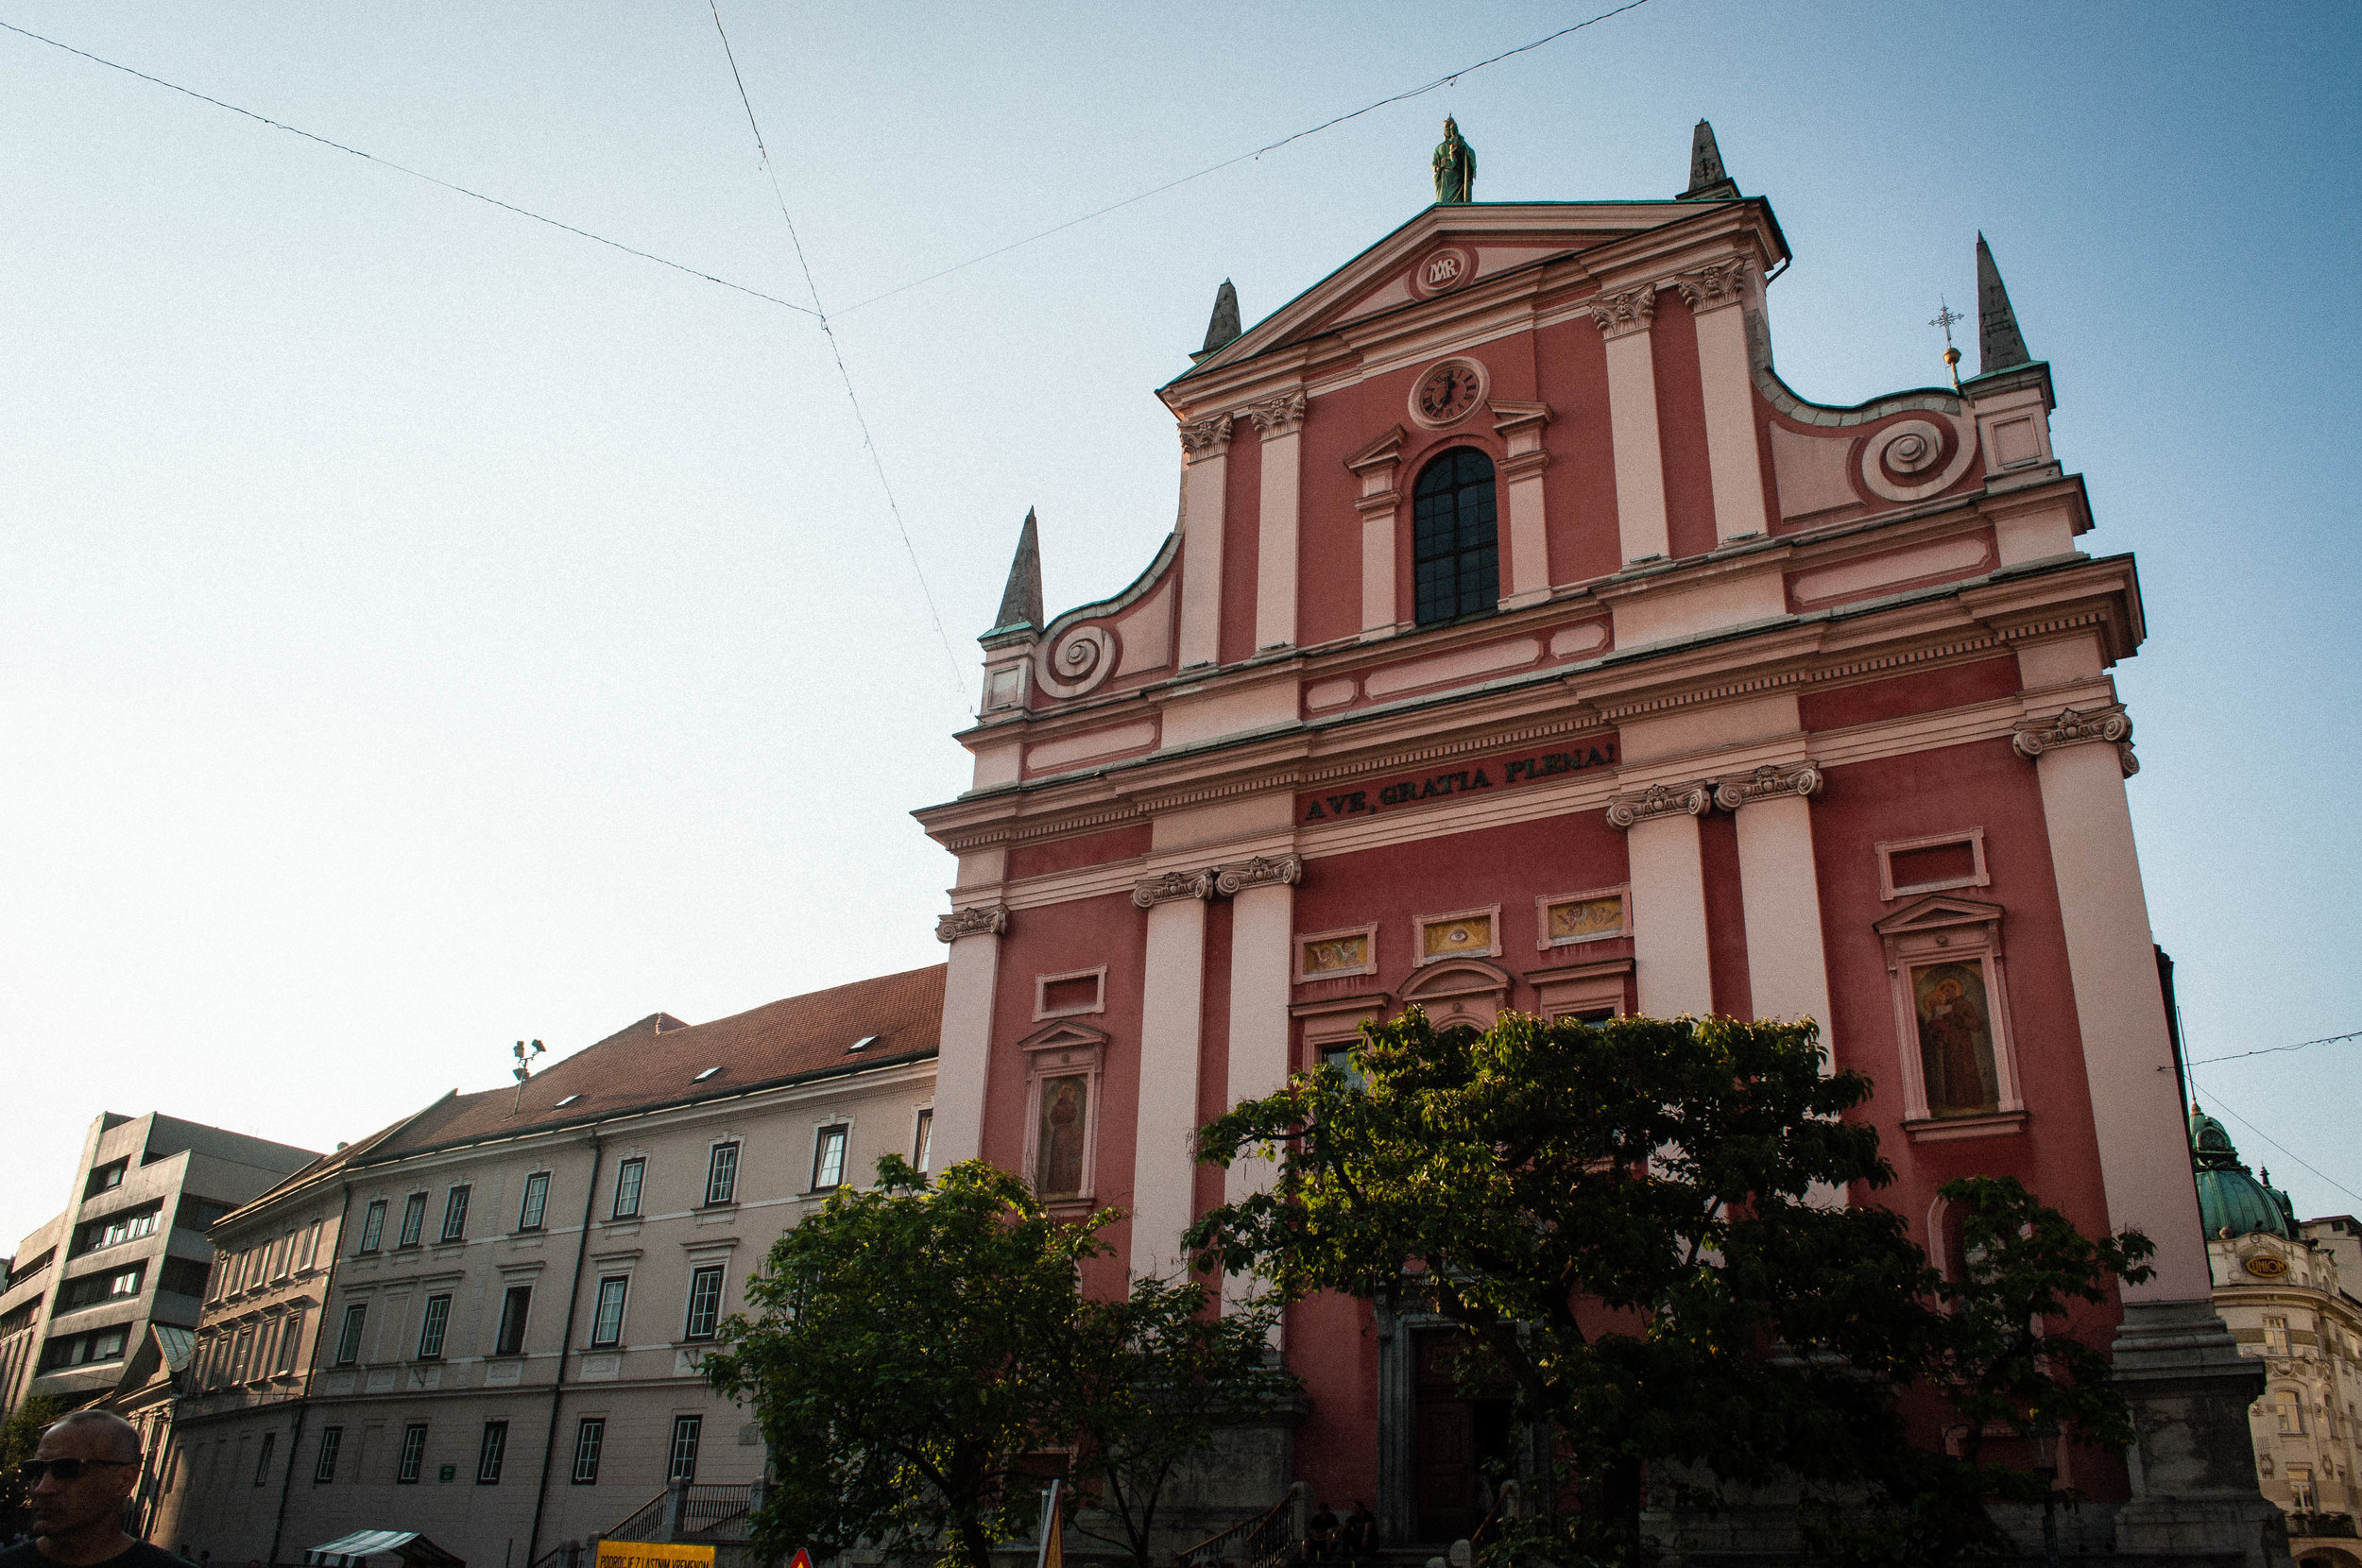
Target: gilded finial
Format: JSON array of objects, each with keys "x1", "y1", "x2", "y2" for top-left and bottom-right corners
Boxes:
[{"x1": 1929, "y1": 297, "x2": 1966, "y2": 393}]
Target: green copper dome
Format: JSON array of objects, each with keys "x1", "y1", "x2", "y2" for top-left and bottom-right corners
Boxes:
[{"x1": 2191, "y1": 1105, "x2": 2295, "y2": 1240}]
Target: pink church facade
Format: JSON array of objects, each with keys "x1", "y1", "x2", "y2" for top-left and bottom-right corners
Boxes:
[{"x1": 916, "y1": 128, "x2": 2278, "y2": 1564}]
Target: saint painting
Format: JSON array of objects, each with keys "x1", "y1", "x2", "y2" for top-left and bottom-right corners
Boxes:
[
  {"x1": 1913, "y1": 962, "x2": 2000, "y2": 1116},
  {"x1": 1036, "y1": 1074, "x2": 1088, "y2": 1198}
]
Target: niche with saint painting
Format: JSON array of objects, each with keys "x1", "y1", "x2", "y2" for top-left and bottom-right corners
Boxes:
[
  {"x1": 1874, "y1": 895, "x2": 2027, "y2": 1136},
  {"x1": 1018, "y1": 1023, "x2": 1106, "y2": 1202}
]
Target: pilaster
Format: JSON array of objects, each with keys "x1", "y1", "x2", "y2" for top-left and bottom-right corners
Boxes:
[
  {"x1": 1607, "y1": 782, "x2": 1714, "y2": 1015},
  {"x1": 1250, "y1": 394, "x2": 1307, "y2": 653},
  {"x1": 1491, "y1": 401, "x2": 1554, "y2": 608},
  {"x1": 1344, "y1": 427, "x2": 1406, "y2": 640},
  {"x1": 931, "y1": 899, "x2": 1009, "y2": 1168},
  {"x1": 1589, "y1": 286, "x2": 1670, "y2": 564},
  {"x1": 1714, "y1": 761, "x2": 1835, "y2": 1034},
  {"x1": 1132, "y1": 868, "x2": 1216, "y2": 1281},
  {"x1": 1177, "y1": 415, "x2": 1235, "y2": 669},
  {"x1": 1674, "y1": 259, "x2": 1771, "y2": 544},
  {"x1": 1221, "y1": 855, "x2": 1302, "y2": 1321}
]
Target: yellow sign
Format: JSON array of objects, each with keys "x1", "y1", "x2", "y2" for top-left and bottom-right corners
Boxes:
[
  {"x1": 596, "y1": 1542, "x2": 715, "y2": 1568},
  {"x1": 2245, "y1": 1253, "x2": 2291, "y2": 1280}
]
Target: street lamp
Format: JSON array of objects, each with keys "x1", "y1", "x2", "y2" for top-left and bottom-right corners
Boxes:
[{"x1": 2028, "y1": 1421, "x2": 2062, "y2": 1568}]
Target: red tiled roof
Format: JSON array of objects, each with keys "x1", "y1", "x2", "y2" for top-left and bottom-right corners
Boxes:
[{"x1": 364, "y1": 963, "x2": 946, "y2": 1160}]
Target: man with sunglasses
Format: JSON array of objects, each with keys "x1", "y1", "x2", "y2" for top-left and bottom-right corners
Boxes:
[{"x1": 4, "y1": 1412, "x2": 191, "y2": 1568}]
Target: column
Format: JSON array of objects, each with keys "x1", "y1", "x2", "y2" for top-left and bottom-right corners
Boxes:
[
  {"x1": 1219, "y1": 856, "x2": 1302, "y2": 1317},
  {"x1": 1716, "y1": 763, "x2": 1835, "y2": 1032},
  {"x1": 1589, "y1": 286, "x2": 1670, "y2": 564},
  {"x1": 2014, "y1": 707, "x2": 2208, "y2": 1303},
  {"x1": 1250, "y1": 394, "x2": 1307, "y2": 652},
  {"x1": 931, "y1": 902, "x2": 1009, "y2": 1168},
  {"x1": 1677, "y1": 259, "x2": 1771, "y2": 545},
  {"x1": 1344, "y1": 427, "x2": 1405, "y2": 639},
  {"x1": 1176, "y1": 415, "x2": 1233, "y2": 668},
  {"x1": 1492, "y1": 401, "x2": 1553, "y2": 608},
  {"x1": 1607, "y1": 783, "x2": 1713, "y2": 1015},
  {"x1": 1131, "y1": 868, "x2": 1215, "y2": 1281}
]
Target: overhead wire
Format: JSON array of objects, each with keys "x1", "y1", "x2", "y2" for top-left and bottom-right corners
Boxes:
[
  {"x1": 0, "y1": 16, "x2": 820, "y2": 317},
  {"x1": 703, "y1": 0, "x2": 967, "y2": 700},
  {"x1": 2186, "y1": 1077, "x2": 2362, "y2": 1212},
  {"x1": 2186, "y1": 1028, "x2": 2362, "y2": 1067},
  {"x1": 829, "y1": 0, "x2": 1661, "y2": 317}
]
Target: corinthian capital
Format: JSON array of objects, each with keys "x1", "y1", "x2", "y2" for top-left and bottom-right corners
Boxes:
[
  {"x1": 1604, "y1": 781, "x2": 1712, "y2": 829},
  {"x1": 1178, "y1": 414, "x2": 1235, "y2": 463},
  {"x1": 2012, "y1": 706, "x2": 2137, "y2": 776},
  {"x1": 1247, "y1": 391, "x2": 1309, "y2": 439},
  {"x1": 1714, "y1": 760, "x2": 1824, "y2": 811},
  {"x1": 1132, "y1": 867, "x2": 1220, "y2": 909},
  {"x1": 1671, "y1": 258, "x2": 1752, "y2": 315},
  {"x1": 1215, "y1": 854, "x2": 1304, "y2": 896},
  {"x1": 1585, "y1": 286, "x2": 1657, "y2": 340},
  {"x1": 934, "y1": 904, "x2": 1009, "y2": 944}
]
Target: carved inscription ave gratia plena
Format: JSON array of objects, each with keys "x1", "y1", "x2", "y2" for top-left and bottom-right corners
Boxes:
[{"x1": 1298, "y1": 737, "x2": 1619, "y2": 825}]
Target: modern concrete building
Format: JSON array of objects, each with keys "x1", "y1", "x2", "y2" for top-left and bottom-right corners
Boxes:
[
  {"x1": 156, "y1": 964, "x2": 942, "y2": 1568},
  {"x1": 0, "y1": 1113, "x2": 317, "y2": 1419},
  {"x1": 2197, "y1": 1108, "x2": 2362, "y2": 1568}
]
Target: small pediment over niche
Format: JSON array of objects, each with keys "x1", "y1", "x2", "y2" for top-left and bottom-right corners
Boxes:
[
  {"x1": 1017, "y1": 1020, "x2": 1111, "y2": 1057},
  {"x1": 1400, "y1": 959, "x2": 1514, "y2": 1005},
  {"x1": 1873, "y1": 894, "x2": 2004, "y2": 939}
]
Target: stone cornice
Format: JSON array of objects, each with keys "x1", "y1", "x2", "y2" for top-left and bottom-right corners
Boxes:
[
  {"x1": 2012, "y1": 705, "x2": 2138, "y2": 776},
  {"x1": 1713, "y1": 759, "x2": 1823, "y2": 810},
  {"x1": 933, "y1": 904, "x2": 1009, "y2": 943},
  {"x1": 1605, "y1": 781, "x2": 1712, "y2": 828}
]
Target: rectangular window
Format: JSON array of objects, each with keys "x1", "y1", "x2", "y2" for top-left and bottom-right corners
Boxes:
[
  {"x1": 439, "y1": 1185, "x2": 471, "y2": 1244},
  {"x1": 811, "y1": 1127, "x2": 847, "y2": 1192},
  {"x1": 683, "y1": 1266, "x2": 725, "y2": 1341},
  {"x1": 253, "y1": 1432, "x2": 276, "y2": 1487},
  {"x1": 612, "y1": 1158, "x2": 645, "y2": 1219},
  {"x1": 666, "y1": 1415, "x2": 702, "y2": 1483},
  {"x1": 475, "y1": 1421, "x2": 507, "y2": 1485},
  {"x1": 357, "y1": 1199, "x2": 387, "y2": 1254},
  {"x1": 396, "y1": 1193, "x2": 427, "y2": 1249},
  {"x1": 334, "y1": 1304, "x2": 367, "y2": 1367},
  {"x1": 914, "y1": 1110, "x2": 934, "y2": 1175},
  {"x1": 2276, "y1": 1389, "x2": 2305, "y2": 1435},
  {"x1": 704, "y1": 1144, "x2": 740, "y2": 1206},
  {"x1": 2266, "y1": 1315, "x2": 2290, "y2": 1354},
  {"x1": 278, "y1": 1308, "x2": 306, "y2": 1373},
  {"x1": 495, "y1": 1286, "x2": 532, "y2": 1356},
  {"x1": 2290, "y1": 1463, "x2": 2317, "y2": 1511},
  {"x1": 300, "y1": 1220, "x2": 321, "y2": 1270},
  {"x1": 518, "y1": 1172, "x2": 550, "y2": 1232},
  {"x1": 269, "y1": 1236, "x2": 290, "y2": 1280},
  {"x1": 85, "y1": 1159, "x2": 128, "y2": 1198},
  {"x1": 571, "y1": 1418, "x2": 605, "y2": 1485},
  {"x1": 395, "y1": 1423, "x2": 428, "y2": 1485},
  {"x1": 590, "y1": 1277, "x2": 628, "y2": 1348},
  {"x1": 417, "y1": 1294, "x2": 452, "y2": 1359},
  {"x1": 313, "y1": 1427, "x2": 342, "y2": 1484},
  {"x1": 232, "y1": 1328, "x2": 252, "y2": 1382}
]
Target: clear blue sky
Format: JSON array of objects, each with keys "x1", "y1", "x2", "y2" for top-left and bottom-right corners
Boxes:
[{"x1": 4, "y1": 1, "x2": 2356, "y2": 1247}]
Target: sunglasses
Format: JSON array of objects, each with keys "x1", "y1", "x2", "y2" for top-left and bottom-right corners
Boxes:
[{"x1": 19, "y1": 1458, "x2": 137, "y2": 1482}]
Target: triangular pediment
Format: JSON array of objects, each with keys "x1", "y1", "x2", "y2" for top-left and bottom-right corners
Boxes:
[
  {"x1": 1874, "y1": 894, "x2": 2005, "y2": 937},
  {"x1": 1017, "y1": 1019, "x2": 1111, "y2": 1054},
  {"x1": 1165, "y1": 198, "x2": 1756, "y2": 393}
]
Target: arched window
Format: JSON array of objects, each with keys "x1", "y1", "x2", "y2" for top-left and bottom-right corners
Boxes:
[{"x1": 1412, "y1": 448, "x2": 1498, "y2": 626}]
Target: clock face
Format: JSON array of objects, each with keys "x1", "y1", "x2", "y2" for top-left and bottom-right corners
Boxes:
[{"x1": 1412, "y1": 358, "x2": 1485, "y2": 427}]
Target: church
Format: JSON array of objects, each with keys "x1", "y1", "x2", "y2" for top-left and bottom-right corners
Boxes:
[{"x1": 916, "y1": 123, "x2": 2278, "y2": 1564}]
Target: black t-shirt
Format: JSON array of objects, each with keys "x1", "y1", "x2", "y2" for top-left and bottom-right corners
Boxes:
[{"x1": 0, "y1": 1539, "x2": 198, "y2": 1568}]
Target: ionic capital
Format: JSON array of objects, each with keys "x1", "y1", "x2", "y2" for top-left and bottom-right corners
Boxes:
[
  {"x1": 1247, "y1": 391, "x2": 1309, "y2": 440},
  {"x1": 1216, "y1": 854, "x2": 1303, "y2": 896},
  {"x1": 934, "y1": 904, "x2": 1009, "y2": 944},
  {"x1": 1713, "y1": 760, "x2": 1824, "y2": 811},
  {"x1": 1605, "y1": 781, "x2": 1712, "y2": 829},
  {"x1": 1178, "y1": 414, "x2": 1235, "y2": 463},
  {"x1": 2012, "y1": 706, "x2": 2137, "y2": 777},
  {"x1": 1670, "y1": 257, "x2": 1752, "y2": 315},
  {"x1": 1132, "y1": 867, "x2": 1221, "y2": 909},
  {"x1": 1586, "y1": 286, "x2": 1658, "y2": 341}
]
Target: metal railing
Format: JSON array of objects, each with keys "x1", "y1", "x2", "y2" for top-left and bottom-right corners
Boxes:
[
  {"x1": 1182, "y1": 1482, "x2": 1306, "y2": 1568},
  {"x1": 677, "y1": 1484, "x2": 759, "y2": 1540},
  {"x1": 605, "y1": 1490, "x2": 670, "y2": 1544}
]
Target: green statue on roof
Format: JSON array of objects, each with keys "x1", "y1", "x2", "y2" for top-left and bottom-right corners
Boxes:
[{"x1": 1432, "y1": 116, "x2": 1476, "y2": 204}]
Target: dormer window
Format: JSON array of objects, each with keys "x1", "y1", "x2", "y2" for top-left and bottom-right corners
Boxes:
[
  {"x1": 1412, "y1": 448, "x2": 1499, "y2": 626},
  {"x1": 693, "y1": 1066, "x2": 721, "y2": 1082}
]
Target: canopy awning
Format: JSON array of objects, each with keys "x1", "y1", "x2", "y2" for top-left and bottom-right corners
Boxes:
[{"x1": 306, "y1": 1531, "x2": 465, "y2": 1568}]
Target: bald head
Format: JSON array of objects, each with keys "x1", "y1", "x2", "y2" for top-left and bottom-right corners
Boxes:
[{"x1": 44, "y1": 1409, "x2": 142, "y2": 1463}]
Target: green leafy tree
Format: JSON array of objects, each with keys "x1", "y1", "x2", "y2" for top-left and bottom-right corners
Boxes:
[
  {"x1": 1, "y1": 1394, "x2": 66, "y2": 1532},
  {"x1": 1188, "y1": 1009, "x2": 2148, "y2": 1568},
  {"x1": 1064, "y1": 1278, "x2": 1298, "y2": 1567},
  {"x1": 704, "y1": 1157, "x2": 1111, "y2": 1568}
]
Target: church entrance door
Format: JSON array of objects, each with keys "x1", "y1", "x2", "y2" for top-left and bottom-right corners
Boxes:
[{"x1": 1412, "y1": 1328, "x2": 1515, "y2": 1542}]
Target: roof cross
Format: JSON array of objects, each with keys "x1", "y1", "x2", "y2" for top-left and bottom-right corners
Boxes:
[{"x1": 1929, "y1": 297, "x2": 1966, "y2": 391}]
